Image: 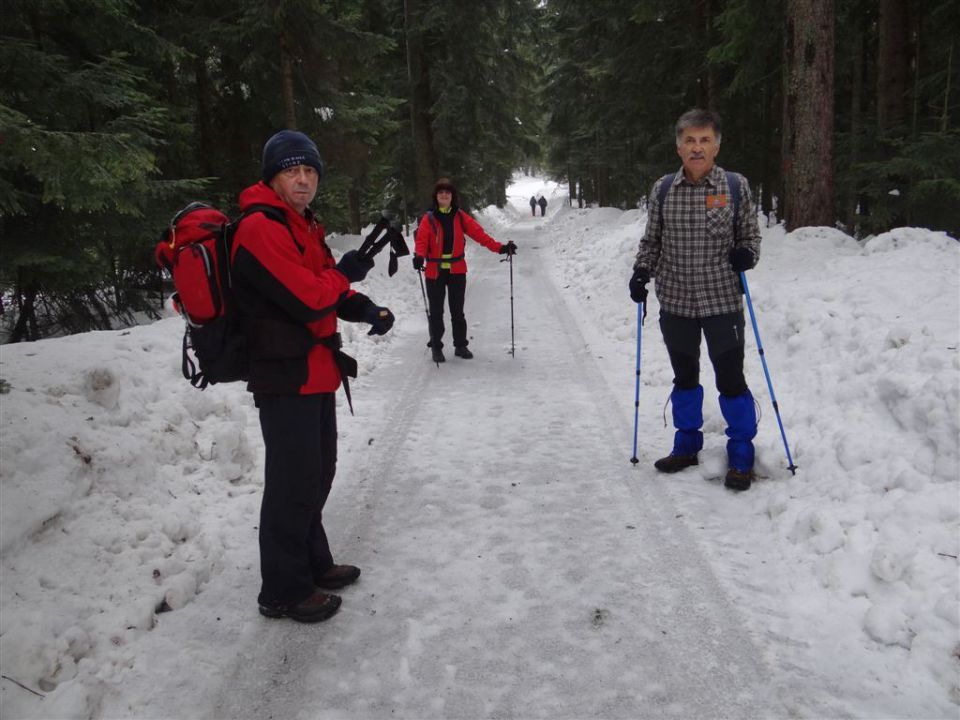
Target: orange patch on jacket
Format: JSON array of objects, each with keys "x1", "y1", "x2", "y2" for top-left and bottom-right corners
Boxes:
[{"x1": 706, "y1": 194, "x2": 728, "y2": 208}]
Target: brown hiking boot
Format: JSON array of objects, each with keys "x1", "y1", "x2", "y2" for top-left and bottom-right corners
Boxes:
[
  {"x1": 653, "y1": 453, "x2": 699, "y2": 473},
  {"x1": 315, "y1": 564, "x2": 361, "y2": 590},
  {"x1": 724, "y1": 468, "x2": 754, "y2": 492},
  {"x1": 259, "y1": 590, "x2": 342, "y2": 623}
]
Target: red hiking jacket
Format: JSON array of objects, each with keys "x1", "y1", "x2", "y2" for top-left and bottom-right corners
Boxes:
[
  {"x1": 414, "y1": 209, "x2": 502, "y2": 279},
  {"x1": 231, "y1": 182, "x2": 353, "y2": 395}
]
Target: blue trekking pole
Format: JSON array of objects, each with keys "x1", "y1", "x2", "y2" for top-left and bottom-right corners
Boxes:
[
  {"x1": 740, "y1": 272, "x2": 798, "y2": 475},
  {"x1": 630, "y1": 302, "x2": 644, "y2": 465}
]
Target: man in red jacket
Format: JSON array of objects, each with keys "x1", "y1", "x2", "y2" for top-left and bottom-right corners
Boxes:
[
  {"x1": 413, "y1": 177, "x2": 516, "y2": 362},
  {"x1": 232, "y1": 130, "x2": 394, "y2": 622}
]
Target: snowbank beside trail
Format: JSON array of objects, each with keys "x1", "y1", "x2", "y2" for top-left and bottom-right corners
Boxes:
[
  {"x1": 536, "y1": 198, "x2": 960, "y2": 715},
  {"x1": 0, "y1": 230, "x2": 412, "y2": 720}
]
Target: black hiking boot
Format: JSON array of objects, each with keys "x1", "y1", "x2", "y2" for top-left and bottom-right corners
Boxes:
[
  {"x1": 653, "y1": 453, "x2": 699, "y2": 473},
  {"x1": 454, "y1": 347, "x2": 473, "y2": 359},
  {"x1": 314, "y1": 564, "x2": 361, "y2": 590},
  {"x1": 259, "y1": 590, "x2": 342, "y2": 623},
  {"x1": 431, "y1": 347, "x2": 445, "y2": 363},
  {"x1": 724, "y1": 468, "x2": 754, "y2": 492}
]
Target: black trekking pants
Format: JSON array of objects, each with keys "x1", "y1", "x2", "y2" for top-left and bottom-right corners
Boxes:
[
  {"x1": 660, "y1": 310, "x2": 749, "y2": 397},
  {"x1": 255, "y1": 392, "x2": 337, "y2": 605},
  {"x1": 426, "y1": 270, "x2": 468, "y2": 349}
]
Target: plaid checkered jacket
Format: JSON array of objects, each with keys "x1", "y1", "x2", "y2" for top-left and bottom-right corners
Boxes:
[{"x1": 634, "y1": 164, "x2": 761, "y2": 318}]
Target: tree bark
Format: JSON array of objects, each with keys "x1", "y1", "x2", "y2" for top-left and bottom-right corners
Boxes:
[
  {"x1": 280, "y1": 37, "x2": 297, "y2": 129},
  {"x1": 877, "y1": 0, "x2": 909, "y2": 133},
  {"x1": 693, "y1": 0, "x2": 714, "y2": 108},
  {"x1": 194, "y1": 54, "x2": 215, "y2": 176},
  {"x1": 942, "y1": 42, "x2": 953, "y2": 132},
  {"x1": 845, "y1": 13, "x2": 865, "y2": 231},
  {"x1": 403, "y1": 0, "x2": 439, "y2": 207},
  {"x1": 782, "y1": 0, "x2": 835, "y2": 231},
  {"x1": 348, "y1": 184, "x2": 361, "y2": 235},
  {"x1": 11, "y1": 282, "x2": 38, "y2": 343}
]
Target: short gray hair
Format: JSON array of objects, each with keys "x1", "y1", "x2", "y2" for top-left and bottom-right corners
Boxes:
[{"x1": 675, "y1": 109, "x2": 722, "y2": 145}]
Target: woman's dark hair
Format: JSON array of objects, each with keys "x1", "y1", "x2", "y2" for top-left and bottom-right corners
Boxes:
[{"x1": 432, "y1": 177, "x2": 461, "y2": 210}]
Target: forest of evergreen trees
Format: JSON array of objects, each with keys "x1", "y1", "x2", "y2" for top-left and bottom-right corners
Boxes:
[{"x1": 2, "y1": 0, "x2": 957, "y2": 340}]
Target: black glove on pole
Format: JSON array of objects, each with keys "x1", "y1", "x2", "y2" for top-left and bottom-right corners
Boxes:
[{"x1": 629, "y1": 267, "x2": 649, "y2": 322}]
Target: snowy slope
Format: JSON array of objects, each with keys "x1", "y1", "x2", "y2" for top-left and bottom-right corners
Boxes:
[{"x1": 0, "y1": 175, "x2": 957, "y2": 719}]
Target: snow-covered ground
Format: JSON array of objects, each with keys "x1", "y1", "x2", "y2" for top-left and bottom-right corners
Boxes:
[{"x1": 1, "y1": 174, "x2": 957, "y2": 719}]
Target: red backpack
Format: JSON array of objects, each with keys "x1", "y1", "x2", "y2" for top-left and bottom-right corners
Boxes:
[{"x1": 155, "y1": 202, "x2": 290, "y2": 389}]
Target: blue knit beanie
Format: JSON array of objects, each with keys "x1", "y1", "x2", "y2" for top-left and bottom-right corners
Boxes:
[{"x1": 261, "y1": 130, "x2": 324, "y2": 184}]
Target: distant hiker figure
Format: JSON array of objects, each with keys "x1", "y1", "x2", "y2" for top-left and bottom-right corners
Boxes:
[
  {"x1": 529, "y1": 195, "x2": 537, "y2": 216},
  {"x1": 413, "y1": 177, "x2": 516, "y2": 363},
  {"x1": 538, "y1": 195, "x2": 547, "y2": 217},
  {"x1": 629, "y1": 108, "x2": 762, "y2": 492},
  {"x1": 233, "y1": 129, "x2": 394, "y2": 622}
]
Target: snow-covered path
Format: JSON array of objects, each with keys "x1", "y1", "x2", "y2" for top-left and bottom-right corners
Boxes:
[
  {"x1": 207, "y1": 220, "x2": 780, "y2": 719},
  {"x1": 2, "y1": 177, "x2": 956, "y2": 719}
]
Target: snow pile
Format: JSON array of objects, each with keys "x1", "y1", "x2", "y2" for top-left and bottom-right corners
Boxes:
[{"x1": 0, "y1": 232, "x2": 410, "y2": 719}]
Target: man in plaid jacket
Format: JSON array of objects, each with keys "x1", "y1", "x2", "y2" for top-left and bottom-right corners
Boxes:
[{"x1": 629, "y1": 109, "x2": 762, "y2": 492}]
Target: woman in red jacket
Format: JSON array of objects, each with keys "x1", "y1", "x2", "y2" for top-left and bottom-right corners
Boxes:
[{"x1": 413, "y1": 178, "x2": 516, "y2": 362}]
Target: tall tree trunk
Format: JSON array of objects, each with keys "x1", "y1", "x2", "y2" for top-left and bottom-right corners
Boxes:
[
  {"x1": 693, "y1": 0, "x2": 714, "y2": 108},
  {"x1": 877, "y1": 0, "x2": 909, "y2": 133},
  {"x1": 280, "y1": 37, "x2": 297, "y2": 129},
  {"x1": 404, "y1": 0, "x2": 439, "y2": 207},
  {"x1": 846, "y1": 13, "x2": 865, "y2": 231},
  {"x1": 760, "y1": 77, "x2": 778, "y2": 222},
  {"x1": 782, "y1": 0, "x2": 835, "y2": 231},
  {"x1": 195, "y1": 54, "x2": 215, "y2": 176},
  {"x1": 943, "y1": 42, "x2": 954, "y2": 132},
  {"x1": 347, "y1": 185, "x2": 361, "y2": 235},
  {"x1": 11, "y1": 282, "x2": 38, "y2": 343}
]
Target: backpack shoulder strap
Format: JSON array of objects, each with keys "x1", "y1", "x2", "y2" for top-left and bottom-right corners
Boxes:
[
  {"x1": 235, "y1": 204, "x2": 302, "y2": 254},
  {"x1": 725, "y1": 171, "x2": 741, "y2": 242},
  {"x1": 657, "y1": 173, "x2": 675, "y2": 230}
]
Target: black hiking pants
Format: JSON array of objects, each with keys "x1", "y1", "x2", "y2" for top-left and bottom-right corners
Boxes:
[
  {"x1": 660, "y1": 310, "x2": 749, "y2": 397},
  {"x1": 426, "y1": 270, "x2": 468, "y2": 349},
  {"x1": 255, "y1": 392, "x2": 337, "y2": 605}
]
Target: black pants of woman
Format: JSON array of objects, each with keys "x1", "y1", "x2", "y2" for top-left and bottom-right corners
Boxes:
[{"x1": 426, "y1": 269, "x2": 468, "y2": 349}]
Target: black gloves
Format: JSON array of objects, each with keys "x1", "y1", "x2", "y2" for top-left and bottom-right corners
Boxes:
[
  {"x1": 629, "y1": 267, "x2": 649, "y2": 304},
  {"x1": 412, "y1": 255, "x2": 425, "y2": 271},
  {"x1": 729, "y1": 246, "x2": 755, "y2": 272},
  {"x1": 365, "y1": 305, "x2": 395, "y2": 336},
  {"x1": 336, "y1": 250, "x2": 374, "y2": 283},
  {"x1": 499, "y1": 241, "x2": 518, "y2": 255}
]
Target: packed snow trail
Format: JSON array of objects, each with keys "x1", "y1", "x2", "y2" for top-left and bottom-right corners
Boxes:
[{"x1": 207, "y1": 220, "x2": 784, "y2": 719}]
